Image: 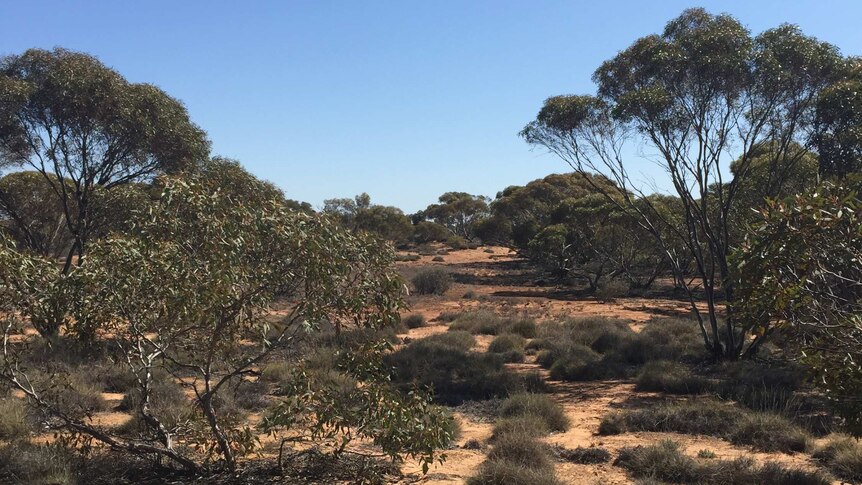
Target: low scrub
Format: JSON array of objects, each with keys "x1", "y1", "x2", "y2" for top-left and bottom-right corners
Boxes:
[
  {"x1": 403, "y1": 314, "x2": 427, "y2": 329},
  {"x1": 385, "y1": 333, "x2": 529, "y2": 405},
  {"x1": 492, "y1": 415, "x2": 550, "y2": 441},
  {"x1": 0, "y1": 398, "x2": 31, "y2": 441},
  {"x1": 813, "y1": 434, "x2": 862, "y2": 482},
  {"x1": 499, "y1": 393, "x2": 569, "y2": 433},
  {"x1": 488, "y1": 334, "x2": 526, "y2": 363},
  {"x1": 412, "y1": 268, "x2": 452, "y2": 295},
  {"x1": 554, "y1": 445, "x2": 611, "y2": 464},
  {"x1": 0, "y1": 443, "x2": 75, "y2": 485},
  {"x1": 615, "y1": 439, "x2": 831, "y2": 485},
  {"x1": 467, "y1": 459, "x2": 561, "y2": 485},
  {"x1": 599, "y1": 401, "x2": 810, "y2": 453},
  {"x1": 635, "y1": 361, "x2": 710, "y2": 395},
  {"x1": 449, "y1": 311, "x2": 537, "y2": 338}
]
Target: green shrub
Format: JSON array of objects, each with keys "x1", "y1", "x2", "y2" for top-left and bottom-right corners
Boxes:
[
  {"x1": 396, "y1": 254, "x2": 420, "y2": 262},
  {"x1": 499, "y1": 393, "x2": 569, "y2": 432},
  {"x1": 0, "y1": 398, "x2": 30, "y2": 441},
  {"x1": 42, "y1": 371, "x2": 108, "y2": 419},
  {"x1": 488, "y1": 334, "x2": 526, "y2": 363},
  {"x1": 412, "y1": 268, "x2": 452, "y2": 295},
  {"x1": 92, "y1": 364, "x2": 138, "y2": 393},
  {"x1": 450, "y1": 310, "x2": 505, "y2": 335},
  {"x1": 437, "y1": 311, "x2": 460, "y2": 322},
  {"x1": 813, "y1": 434, "x2": 862, "y2": 482},
  {"x1": 403, "y1": 314, "x2": 427, "y2": 329},
  {"x1": 594, "y1": 278, "x2": 628, "y2": 301},
  {"x1": 599, "y1": 401, "x2": 811, "y2": 453},
  {"x1": 385, "y1": 334, "x2": 524, "y2": 405},
  {"x1": 554, "y1": 446, "x2": 611, "y2": 464},
  {"x1": 118, "y1": 377, "x2": 190, "y2": 434},
  {"x1": 729, "y1": 413, "x2": 810, "y2": 453},
  {"x1": 713, "y1": 360, "x2": 805, "y2": 414},
  {"x1": 492, "y1": 415, "x2": 550, "y2": 441},
  {"x1": 507, "y1": 319, "x2": 537, "y2": 339},
  {"x1": 446, "y1": 236, "x2": 468, "y2": 250},
  {"x1": 432, "y1": 256, "x2": 445, "y2": 262},
  {"x1": 0, "y1": 443, "x2": 75, "y2": 485},
  {"x1": 467, "y1": 459, "x2": 561, "y2": 485},
  {"x1": 487, "y1": 432, "x2": 554, "y2": 470},
  {"x1": 259, "y1": 361, "x2": 292, "y2": 383},
  {"x1": 615, "y1": 439, "x2": 831, "y2": 485},
  {"x1": 635, "y1": 361, "x2": 710, "y2": 395}
]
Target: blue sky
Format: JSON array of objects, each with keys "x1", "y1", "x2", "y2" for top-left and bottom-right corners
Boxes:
[{"x1": 3, "y1": 1, "x2": 860, "y2": 212}]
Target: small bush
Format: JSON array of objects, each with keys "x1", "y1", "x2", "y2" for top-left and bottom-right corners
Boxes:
[
  {"x1": 492, "y1": 415, "x2": 550, "y2": 441},
  {"x1": 499, "y1": 393, "x2": 569, "y2": 432},
  {"x1": 432, "y1": 256, "x2": 445, "y2": 262},
  {"x1": 729, "y1": 413, "x2": 810, "y2": 453},
  {"x1": 697, "y1": 449, "x2": 716, "y2": 459},
  {"x1": 555, "y1": 446, "x2": 611, "y2": 464},
  {"x1": 599, "y1": 401, "x2": 811, "y2": 453},
  {"x1": 635, "y1": 361, "x2": 710, "y2": 395},
  {"x1": 92, "y1": 364, "x2": 138, "y2": 393},
  {"x1": 385, "y1": 333, "x2": 525, "y2": 405},
  {"x1": 41, "y1": 371, "x2": 109, "y2": 418},
  {"x1": 403, "y1": 314, "x2": 427, "y2": 329},
  {"x1": 446, "y1": 236, "x2": 468, "y2": 250},
  {"x1": 488, "y1": 334, "x2": 526, "y2": 362},
  {"x1": 0, "y1": 443, "x2": 75, "y2": 485},
  {"x1": 412, "y1": 268, "x2": 452, "y2": 295},
  {"x1": 0, "y1": 398, "x2": 30, "y2": 441},
  {"x1": 483, "y1": 248, "x2": 495, "y2": 254},
  {"x1": 507, "y1": 319, "x2": 537, "y2": 339},
  {"x1": 594, "y1": 278, "x2": 628, "y2": 301},
  {"x1": 467, "y1": 459, "x2": 561, "y2": 485},
  {"x1": 396, "y1": 254, "x2": 420, "y2": 262},
  {"x1": 259, "y1": 361, "x2": 292, "y2": 383},
  {"x1": 487, "y1": 433, "x2": 554, "y2": 470},
  {"x1": 437, "y1": 311, "x2": 460, "y2": 322},
  {"x1": 462, "y1": 290, "x2": 477, "y2": 299},
  {"x1": 615, "y1": 439, "x2": 831, "y2": 485},
  {"x1": 813, "y1": 434, "x2": 862, "y2": 482},
  {"x1": 118, "y1": 377, "x2": 190, "y2": 434}
]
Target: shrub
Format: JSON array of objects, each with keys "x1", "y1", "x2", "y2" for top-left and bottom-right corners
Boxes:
[
  {"x1": 0, "y1": 398, "x2": 30, "y2": 441},
  {"x1": 813, "y1": 434, "x2": 862, "y2": 482},
  {"x1": 446, "y1": 236, "x2": 468, "y2": 250},
  {"x1": 487, "y1": 432, "x2": 553, "y2": 470},
  {"x1": 0, "y1": 443, "x2": 75, "y2": 485},
  {"x1": 118, "y1": 377, "x2": 190, "y2": 434},
  {"x1": 467, "y1": 459, "x2": 561, "y2": 485},
  {"x1": 449, "y1": 310, "x2": 506, "y2": 335},
  {"x1": 615, "y1": 439, "x2": 830, "y2": 484},
  {"x1": 635, "y1": 361, "x2": 710, "y2": 395},
  {"x1": 492, "y1": 415, "x2": 550, "y2": 441},
  {"x1": 42, "y1": 371, "x2": 108, "y2": 419},
  {"x1": 403, "y1": 314, "x2": 427, "y2": 329},
  {"x1": 396, "y1": 254, "x2": 420, "y2": 262},
  {"x1": 554, "y1": 446, "x2": 611, "y2": 464},
  {"x1": 507, "y1": 319, "x2": 537, "y2": 339},
  {"x1": 437, "y1": 311, "x2": 460, "y2": 322},
  {"x1": 488, "y1": 334, "x2": 526, "y2": 363},
  {"x1": 713, "y1": 360, "x2": 804, "y2": 414},
  {"x1": 92, "y1": 364, "x2": 138, "y2": 393},
  {"x1": 385, "y1": 334, "x2": 525, "y2": 405},
  {"x1": 499, "y1": 393, "x2": 569, "y2": 433},
  {"x1": 432, "y1": 256, "x2": 445, "y2": 262},
  {"x1": 259, "y1": 361, "x2": 292, "y2": 384},
  {"x1": 729, "y1": 413, "x2": 810, "y2": 453},
  {"x1": 411, "y1": 268, "x2": 452, "y2": 295},
  {"x1": 599, "y1": 401, "x2": 811, "y2": 453},
  {"x1": 594, "y1": 278, "x2": 628, "y2": 301}
]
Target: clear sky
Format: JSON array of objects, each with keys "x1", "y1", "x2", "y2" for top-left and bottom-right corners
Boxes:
[{"x1": 3, "y1": 1, "x2": 860, "y2": 212}]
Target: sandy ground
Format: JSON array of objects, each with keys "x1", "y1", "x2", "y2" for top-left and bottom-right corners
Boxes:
[
  {"x1": 394, "y1": 245, "x2": 828, "y2": 484},
  {"x1": 15, "y1": 244, "x2": 831, "y2": 483}
]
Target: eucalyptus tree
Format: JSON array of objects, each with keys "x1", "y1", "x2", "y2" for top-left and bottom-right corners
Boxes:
[
  {"x1": 1, "y1": 174, "x2": 450, "y2": 472},
  {"x1": 0, "y1": 48, "x2": 209, "y2": 271},
  {"x1": 522, "y1": 9, "x2": 844, "y2": 358},
  {"x1": 420, "y1": 192, "x2": 490, "y2": 240}
]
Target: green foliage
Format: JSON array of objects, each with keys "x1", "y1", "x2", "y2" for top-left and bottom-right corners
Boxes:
[
  {"x1": 735, "y1": 181, "x2": 862, "y2": 434},
  {"x1": 0, "y1": 443, "x2": 75, "y2": 485},
  {"x1": 386, "y1": 333, "x2": 528, "y2": 405},
  {"x1": 555, "y1": 446, "x2": 611, "y2": 464},
  {"x1": 635, "y1": 361, "x2": 710, "y2": 395},
  {"x1": 616, "y1": 439, "x2": 831, "y2": 485},
  {"x1": 487, "y1": 334, "x2": 526, "y2": 362},
  {"x1": 600, "y1": 400, "x2": 810, "y2": 453},
  {"x1": 448, "y1": 311, "x2": 536, "y2": 338},
  {"x1": 0, "y1": 398, "x2": 30, "y2": 441},
  {"x1": 412, "y1": 221, "x2": 450, "y2": 243},
  {"x1": 813, "y1": 434, "x2": 862, "y2": 482},
  {"x1": 403, "y1": 314, "x2": 427, "y2": 329},
  {"x1": 324, "y1": 193, "x2": 413, "y2": 243},
  {"x1": 419, "y1": 192, "x2": 490, "y2": 240},
  {"x1": 815, "y1": 59, "x2": 862, "y2": 178},
  {"x1": 499, "y1": 393, "x2": 569, "y2": 433},
  {"x1": 411, "y1": 267, "x2": 452, "y2": 295},
  {"x1": 0, "y1": 48, "x2": 210, "y2": 269}
]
